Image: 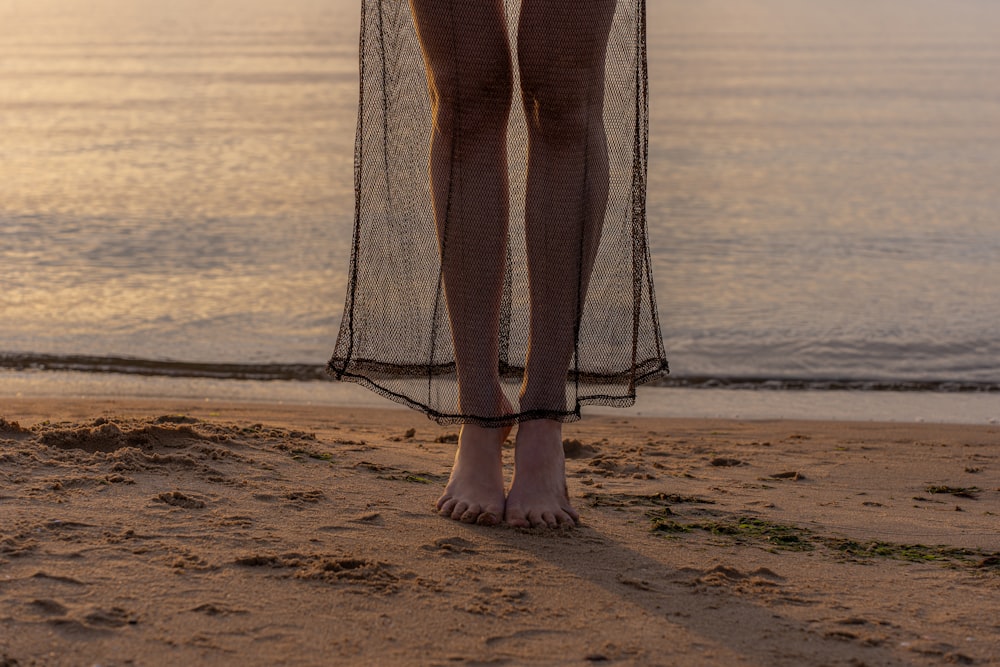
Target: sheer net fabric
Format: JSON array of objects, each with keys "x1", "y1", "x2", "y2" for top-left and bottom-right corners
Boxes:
[{"x1": 328, "y1": 0, "x2": 667, "y2": 426}]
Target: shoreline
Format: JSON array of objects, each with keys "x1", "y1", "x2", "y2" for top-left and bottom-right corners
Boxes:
[
  {"x1": 4, "y1": 369, "x2": 1000, "y2": 425},
  {"x1": 2, "y1": 397, "x2": 998, "y2": 665},
  {"x1": 5, "y1": 352, "x2": 999, "y2": 393}
]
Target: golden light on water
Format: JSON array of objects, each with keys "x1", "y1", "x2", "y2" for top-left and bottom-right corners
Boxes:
[
  {"x1": 0, "y1": 0, "x2": 359, "y2": 224},
  {"x1": 2, "y1": 0, "x2": 999, "y2": 384}
]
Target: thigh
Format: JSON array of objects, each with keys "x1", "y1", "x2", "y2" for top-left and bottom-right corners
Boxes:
[
  {"x1": 409, "y1": 0, "x2": 511, "y2": 102},
  {"x1": 517, "y1": 0, "x2": 616, "y2": 93}
]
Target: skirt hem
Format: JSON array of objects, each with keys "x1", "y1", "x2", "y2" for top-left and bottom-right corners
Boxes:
[{"x1": 326, "y1": 357, "x2": 669, "y2": 427}]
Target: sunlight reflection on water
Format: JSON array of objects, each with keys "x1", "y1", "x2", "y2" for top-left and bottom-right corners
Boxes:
[{"x1": 1, "y1": 0, "x2": 999, "y2": 387}]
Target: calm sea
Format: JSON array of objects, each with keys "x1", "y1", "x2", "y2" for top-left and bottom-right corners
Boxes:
[{"x1": 2, "y1": 0, "x2": 1000, "y2": 393}]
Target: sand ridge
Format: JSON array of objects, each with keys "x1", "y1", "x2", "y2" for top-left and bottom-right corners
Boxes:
[{"x1": 0, "y1": 399, "x2": 997, "y2": 666}]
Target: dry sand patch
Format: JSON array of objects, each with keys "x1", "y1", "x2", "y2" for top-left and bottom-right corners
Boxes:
[{"x1": 0, "y1": 399, "x2": 997, "y2": 665}]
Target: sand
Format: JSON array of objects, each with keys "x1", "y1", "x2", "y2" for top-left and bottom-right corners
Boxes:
[{"x1": 0, "y1": 397, "x2": 997, "y2": 666}]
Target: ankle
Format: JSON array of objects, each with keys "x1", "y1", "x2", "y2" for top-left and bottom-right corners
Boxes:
[
  {"x1": 458, "y1": 424, "x2": 506, "y2": 455},
  {"x1": 513, "y1": 421, "x2": 565, "y2": 469},
  {"x1": 515, "y1": 418, "x2": 562, "y2": 439}
]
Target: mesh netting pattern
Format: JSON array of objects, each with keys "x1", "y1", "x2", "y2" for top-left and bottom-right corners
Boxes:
[{"x1": 328, "y1": 0, "x2": 667, "y2": 426}]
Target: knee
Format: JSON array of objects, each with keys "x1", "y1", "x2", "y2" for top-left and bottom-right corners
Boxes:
[
  {"x1": 430, "y1": 64, "x2": 513, "y2": 138},
  {"x1": 520, "y1": 77, "x2": 600, "y2": 147}
]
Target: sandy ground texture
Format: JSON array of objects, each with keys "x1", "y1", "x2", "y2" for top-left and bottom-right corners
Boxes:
[{"x1": 0, "y1": 398, "x2": 998, "y2": 666}]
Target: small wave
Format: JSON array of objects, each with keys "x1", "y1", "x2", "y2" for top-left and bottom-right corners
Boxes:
[
  {"x1": 650, "y1": 375, "x2": 1000, "y2": 393},
  {"x1": 0, "y1": 353, "x2": 327, "y2": 382},
  {"x1": 2, "y1": 353, "x2": 999, "y2": 392}
]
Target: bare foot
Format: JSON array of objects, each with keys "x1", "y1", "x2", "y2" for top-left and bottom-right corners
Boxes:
[
  {"x1": 436, "y1": 423, "x2": 509, "y2": 525},
  {"x1": 505, "y1": 419, "x2": 579, "y2": 528}
]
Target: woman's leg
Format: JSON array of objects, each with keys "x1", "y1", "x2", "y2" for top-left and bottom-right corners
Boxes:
[
  {"x1": 409, "y1": 0, "x2": 513, "y2": 524},
  {"x1": 410, "y1": 0, "x2": 512, "y2": 417},
  {"x1": 507, "y1": 0, "x2": 617, "y2": 528}
]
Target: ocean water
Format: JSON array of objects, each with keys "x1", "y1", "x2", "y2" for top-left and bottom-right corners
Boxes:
[
  {"x1": 2, "y1": 0, "x2": 1000, "y2": 395},
  {"x1": 647, "y1": 0, "x2": 1000, "y2": 389}
]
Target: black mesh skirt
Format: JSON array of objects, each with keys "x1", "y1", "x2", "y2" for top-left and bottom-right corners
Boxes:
[{"x1": 328, "y1": 0, "x2": 668, "y2": 426}]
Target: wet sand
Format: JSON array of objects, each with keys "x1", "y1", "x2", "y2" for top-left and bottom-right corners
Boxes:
[{"x1": 1, "y1": 398, "x2": 998, "y2": 666}]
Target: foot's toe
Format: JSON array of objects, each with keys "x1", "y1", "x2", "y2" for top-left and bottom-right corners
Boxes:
[
  {"x1": 450, "y1": 501, "x2": 471, "y2": 520},
  {"x1": 438, "y1": 497, "x2": 458, "y2": 516},
  {"x1": 555, "y1": 509, "x2": 576, "y2": 527},
  {"x1": 477, "y1": 510, "x2": 501, "y2": 526},
  {"x1": 527, "y1": 510, "x2": 548, "y2": 529},
  {"x1": 541, "y1": 511, "x2": 558, "y2": 528},
  {"x1": 505, "y1": 507, "x2": 530, "y2": 528},
  {"x1": 459, "y1": 504, "x2": 481, "y2": 523}
]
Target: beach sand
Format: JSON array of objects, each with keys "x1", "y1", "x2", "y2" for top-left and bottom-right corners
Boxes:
[{"x1": 0, "y1": 398, "x2": 997, "y2": 666}]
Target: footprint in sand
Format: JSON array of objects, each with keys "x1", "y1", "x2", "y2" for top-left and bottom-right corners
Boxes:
[
  {"x1": 234, "y1": 552, "x2": 406, "y2": 593},
  {"x1": 154, "y1": 490, "x2": 207, "y2": 509},
  {"x1": 30, "y1": 571, "x2": 87, "y2": 586},
  {"x1": 484, "y1": 628, "x2": 571, "y2": 648},
  {"x1": 42, "y1": 604, "x2": 137, "y2": 633},
  {"x1": 693, "y1": 565, "x2": 787, "y2": 591},
  {"x1": 1, "y1": 535, "x2": 38, "y2": 558},
  {"x1": 617, "y1": 575, "x2": 654, "y2": 591},
  {"x1": 459, "y1": 586, "x2": 530, "y2": 617},
  {"x1": 82, "y1": 606, "x2": 135, "y2": 628},
  {"x1": 189, "y1": 602, "x2": 249, "y2": 616},
  {"x1": 710, "y1": 457, "x2": 744, "y2": 467},
  {"x1": 421, "y1": 536, "x2": 478, "y2": 556},
  {"x1": 29, "y1": 598, "x2": 69, "y2": 616},
  {"x1": 282, "y1": 489, "x2": 325, "y2": 503},
  {"x1": 585, "y1": 454, "x2": 653, "y2": 479},
  {"x1": 767, "y1": 471, "x2": 806, "y2": 481},
  {"x1": 252, "y1": 490, "x2": 325, "y2": 506}
]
